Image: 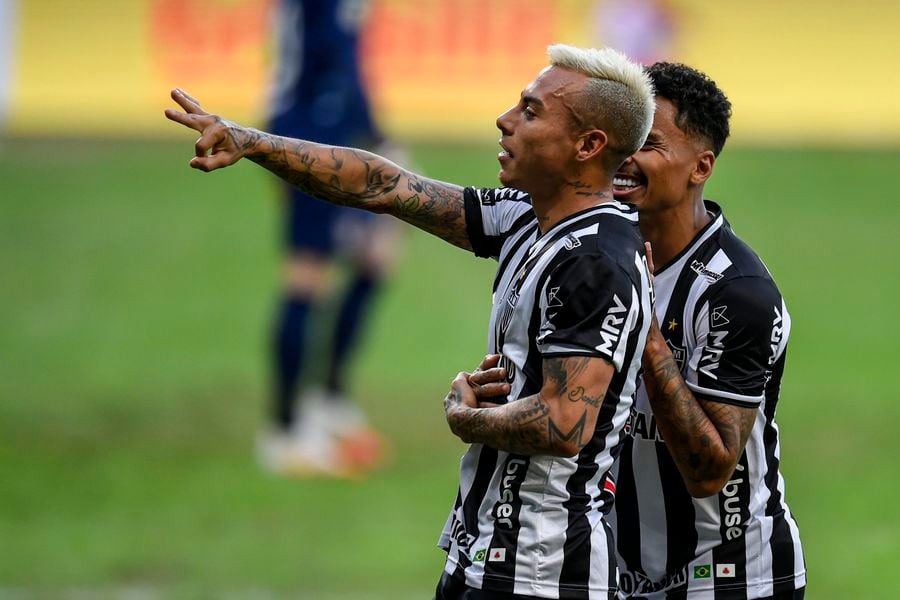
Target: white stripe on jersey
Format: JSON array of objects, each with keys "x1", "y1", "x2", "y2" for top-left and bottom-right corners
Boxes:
[
  {"x1": 513, "y1": 456, "x2": 579, "y2": 598},
  {"x1": 446, "y1": 191, "x2": 652, "y2": 598}
]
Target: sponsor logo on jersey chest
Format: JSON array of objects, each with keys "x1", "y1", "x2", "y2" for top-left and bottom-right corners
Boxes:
[{"x1": 690, "y1": 260, "x2": 724, "y2": 283}]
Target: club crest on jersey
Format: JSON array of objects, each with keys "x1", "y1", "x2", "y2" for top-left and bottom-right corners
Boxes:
[
  {"x1": 666, "y1": 338, "x2": 686, "y2": 371},
  {"x1": 690, "y1": 260, "x2": 724, "y2": 283}
]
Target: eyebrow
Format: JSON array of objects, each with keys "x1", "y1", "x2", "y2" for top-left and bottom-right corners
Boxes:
[{"x1": 522, "y1": 94, "x2": 544, "y2": 109}]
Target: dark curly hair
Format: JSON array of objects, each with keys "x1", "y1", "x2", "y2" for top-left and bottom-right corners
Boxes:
[{"x1": 646, "y1": 62, "x2": 732, "y2": 156}]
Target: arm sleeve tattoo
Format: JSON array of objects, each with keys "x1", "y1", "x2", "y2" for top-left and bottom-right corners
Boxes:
[
  {"x1": 642, "y1": 325, "x2": 757, "y2": 495},
  {"x1": 242, "y1": 131, "x2": 472, "y2": 250},
  {"x1": 446, "y1": 356, "x2": 612, "y2": 456}
]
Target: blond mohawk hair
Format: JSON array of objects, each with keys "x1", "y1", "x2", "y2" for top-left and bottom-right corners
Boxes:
[{"x1": 548, "y1": 44, "x2": 655, "y2": 160}]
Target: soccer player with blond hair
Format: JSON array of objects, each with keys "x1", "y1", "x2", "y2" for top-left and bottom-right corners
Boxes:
[{"x1": 167, "y1": 44, "x2": 655, "y2": 598}]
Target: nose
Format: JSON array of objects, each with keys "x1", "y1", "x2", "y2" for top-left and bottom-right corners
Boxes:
[{"x1": 496, "y1": 105, "x2": 515, "y2": 136}]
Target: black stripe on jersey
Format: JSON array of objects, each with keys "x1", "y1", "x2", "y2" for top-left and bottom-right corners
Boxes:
[
  {"x1": 449, "y1": 490, "x2": 470, "y2": 581},
  {"x1": 713, "y1": 452, "x2": 751, "y2": 599},
  {"x1": 763, "y1": 353, "x2": 799, "y2": 595},
  {"x1": 656, "y1": 442, "x2": 698, "y2": 574},
  {"x1": 481, "y1": 454, "x2": 532, "y2": 591},
  {"x1": 560, "y1": 440, "x2": 603, "y2": 595},
  {"x1": 463, "y1": 445, "x2": 499, "y2": 551},
  {"x1": 614, "y1": 438, "x2": 643, "y2": 574},
  {"x1": 602, "y1": 519, "x2": 618, "y2": 600}
]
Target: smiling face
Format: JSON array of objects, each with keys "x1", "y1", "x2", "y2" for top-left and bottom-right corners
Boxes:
[
  {"x1": 495, "y1": 66, "x2": 587, "y2": 196},
  {"x1": 612, "y1": 98, "x2": 713, "y2": 213}
]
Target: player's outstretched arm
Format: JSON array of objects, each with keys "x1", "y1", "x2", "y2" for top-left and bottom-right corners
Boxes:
[
  {"x1": 164, "y1": 89, "x2": 471, "y2": 250},
  {"x1": 444, "y1": 356, "x2": 614, "y2": 457},
  {"x1": 641, "y1": 320, "x2": 756, "y2": 498}
]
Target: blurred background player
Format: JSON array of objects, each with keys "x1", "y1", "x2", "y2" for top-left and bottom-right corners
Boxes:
[{"x1": 259, "y1": 0, "x2": 401, "y2": 478}]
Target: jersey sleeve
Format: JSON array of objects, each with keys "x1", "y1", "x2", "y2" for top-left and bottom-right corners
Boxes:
[
  {"x1": 463, "y1": 187, "x2": 534, "y2": 259},
  {"x1": 536, "y1": 254, "x2": 640, "y2": 372},
  {"x1": 686, "y1": 276, "x2": 787, "y2": 407}
]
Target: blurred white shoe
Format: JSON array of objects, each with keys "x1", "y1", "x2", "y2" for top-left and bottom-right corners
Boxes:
[
  {"x1": 256, "y1": 415, "x2": 354, "y2": 479},
  {"x1": 256, "y1": 390, "x2": 390, "y2": 479},
  {"x1": 305, "y1": 389, "x2": 392, "y2": 474}
]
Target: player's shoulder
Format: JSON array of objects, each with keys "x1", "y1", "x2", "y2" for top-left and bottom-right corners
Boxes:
[
  {"x1": 576, "y1": 201, "x2": 643, "y2": 262},
  {"x1": 700, "y1": 204, "x2": 784, "y2": 306},
  {"x1": 556, "y1": 202, "x2": 644, "y2": 284}
]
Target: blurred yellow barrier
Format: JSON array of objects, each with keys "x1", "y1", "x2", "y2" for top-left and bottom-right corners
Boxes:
[{"x1": 5, "y1": 0, "x2": 899, "y2": 145}]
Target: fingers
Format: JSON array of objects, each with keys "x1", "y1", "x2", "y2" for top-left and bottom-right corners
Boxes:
[
  {"x1": 164, "y1": 107, "x2": 204, "y2": 131},
  {"x1": 188, "y1": 152, "x2": 236, "y2": 173},
  {"x1": 644, "y1": 241, "x2": 655, "y2": 275},
  {"x1": 164, "y1": 89, "x2": 213, "y2": 133},
  {"x1": 449, "y1": 372, "x2": 479, "y2": 409},
  {"x1": 451, "y1": 371, "x2": 470, "y2": 390},
  {"x1": 468, "y1": 366, "x2": 510, "y2": 400},
  {"x1": 468, "y1": 366, "x2": 507, "y2": 387},
  {"x1": 476, "y1": 354, "x2": 502, "y2": 371},
  {"x1": 170, "y1": 88, "x2": 207, "y2": 115}
]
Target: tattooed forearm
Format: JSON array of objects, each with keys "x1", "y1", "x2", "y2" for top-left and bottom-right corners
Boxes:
[
  {"x1": 642, "y1": 330, "x2": 756, "y2": 496},
  {"x1": 445, "y1": 356, "x2": 608, "y2": 456},
  {"x1": 451, "y1": 392, "x2": 589, "y2": 456},
  {"x1": 242, "y1": 131, "x2": 472, "y2": 249}
]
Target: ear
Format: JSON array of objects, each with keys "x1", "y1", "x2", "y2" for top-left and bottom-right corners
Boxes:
[
  {"x1": 575, "y1": 129, "x2": 608, "y2": 162},
  {"x1": 690, "y1": 150, "x2": 716, "y2": 185}
]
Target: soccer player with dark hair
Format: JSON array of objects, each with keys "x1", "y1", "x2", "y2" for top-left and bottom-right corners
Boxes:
[
  {"x1": 167, "y1": 44, "x2": 655, "y2": 599},
  {"x1": 608, "y1": 62, "x2": 806, "y2": 598}
]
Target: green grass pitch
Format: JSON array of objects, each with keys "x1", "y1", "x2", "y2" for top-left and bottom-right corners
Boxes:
[{"x1": 0, "y1": 139, "x2": 898, "y2": 597}]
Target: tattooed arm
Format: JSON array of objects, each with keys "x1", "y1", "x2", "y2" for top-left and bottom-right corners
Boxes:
[
  {"x1": 444, "y1": 355, "x2": 614, "y2": 457},
  {"x1": 164, "y1": 89, "x2": 471, "y2": 250},
  {"x1": 642, "y1": 319, "x2": 757, "y2": 498}
]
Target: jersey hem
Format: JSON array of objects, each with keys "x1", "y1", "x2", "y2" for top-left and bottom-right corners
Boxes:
[
  {"x1": 442, "y1": 557, "x2": 615, "y2": 597},
  {"x1": 621, "y1": 569, "x2": 807, "y2": 597}
]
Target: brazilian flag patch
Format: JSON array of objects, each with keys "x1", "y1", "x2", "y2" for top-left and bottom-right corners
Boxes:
[
  {"x1": 693, "y1": 565, "x2": 712, "y2": 579},
  {"x1": 473, "y1": 549, "x2": 486, "y2": 563}
]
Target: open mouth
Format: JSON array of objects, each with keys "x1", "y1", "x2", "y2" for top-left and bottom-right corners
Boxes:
[
  {"x1": 613, "y1": 172, "x2": 645, "y2": 199},
  {"x1": 498, "y1": 140, "x2": 514, "y2": 160}
]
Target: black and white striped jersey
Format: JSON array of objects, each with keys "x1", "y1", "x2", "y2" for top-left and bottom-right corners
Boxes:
[
  {"x1": 437, "y1": 187, "x2": 653, "y2": 599},
  {"x1": 611, "y1": 201, "x2": 806, "y2": 599}
]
